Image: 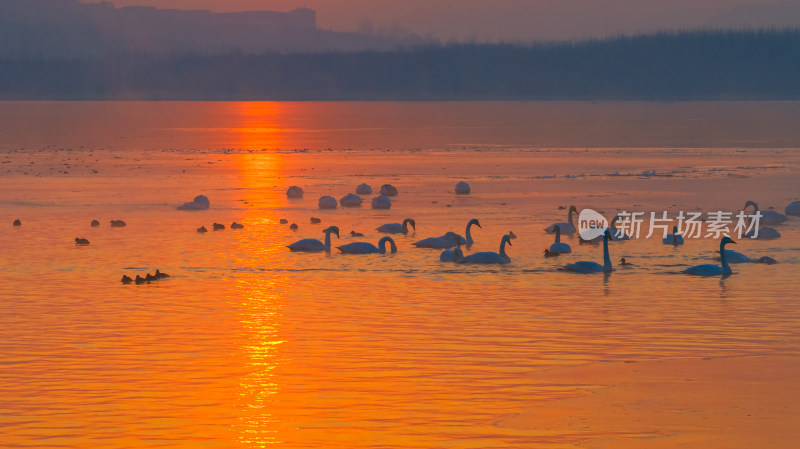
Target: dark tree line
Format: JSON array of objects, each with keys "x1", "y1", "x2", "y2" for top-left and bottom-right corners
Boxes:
[{"x1": 1, "y1": 29, "x2": 799, "y2": 100}]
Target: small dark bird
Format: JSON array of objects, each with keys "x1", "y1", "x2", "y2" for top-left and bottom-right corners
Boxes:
[
  {"x1": 90, "y1": 219, "x2": 100, "y2": 227},
  {"x1": 155, "y1": 269, "x2": 169, "y2": 279},
  {"x1": 231, "y1": 222, "x2": 244, "y2": 229},
  {"x1": 620, "y1": 257, "x2": 634, "y2": 266},
  {"x1": 310, "y1": 217, "x2": 322, "y2": 224},
  {"x1": 350, "y1": 230, "x2": 364, "y2": 237},
  {"x1": 543, "y1": 249, "x2": 559, "y2": 258},
  {"x1": 558, "y1": 205, "x2": 566, "y2": 210},
  {"x1": 134, "y1": 275, "x2": 146, "y2": 284},
  {"x1": 121, "y1": 275, "x2": 133, "y2": 284},
  {"x1": 145, "y1": 273, "x2": 156, "y2": 282},
  {"x1": 508, "y1": 231, "x2": 517, "y2": 239},
  {"x1": 290, "y1": 223, "x2": 299, "y2": 231},
  {"x1": 213, "y1": 223, "x2": 225, "y2": 231},
  {"x1": 197, "y1": 226, "x2": 208, "y2": 233},
  {"x1": 13, "y1": 219, "x2": 21, "y2": 226},
  {"x1": 279, "y1": 218, "x2": 289, "y2": 224},
  {"x1": 110, "y1": 220, "x2": 126, "y2": 227},
  {"x1": 75, "y1": 237, "x2": 90, "y2": 245}
]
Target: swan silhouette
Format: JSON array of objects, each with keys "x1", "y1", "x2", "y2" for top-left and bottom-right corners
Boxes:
[
  {"x1": 449, "y1": 218, "x2": 482, "y2": 246},
  {"x1": 744, "y1": 200, "x2": 787, "y2": 225},
  {"x1": 440, "y1": 246, "x2": 464, "y2": 262},
  {"x1": 458, "y1": 234, "x2": 512, "y2": 264},
  {"x1": 786, "y1": 201, "x2": 800, "y2": 216},
  {"x1": 287, "y1": 226, "x2": 340, "y2": 252},
  {"x1": 683, "y1": 236, "x2": 736, "y2": 276},
  {"x1": 376, "y1": 218, "x2": 416, "y2": 234},
  {"x1": 562, "y1": 230, "x2": 613, "y2": 273},
  {"x1": 549, "y1": 225, "x2": 572, "y2": 254},
  {"x1": 338, "y1": 236, "x2": 397, "y2": 254},
  {"x1": 744, "y1": 227, "x2": 781, "y2": 240},
  {"x1": 413, "y1": 219, "x2": 480, "y2": 249},
  {"x1": 545, "y1": 206, "x2": 578, "y2": 234},
  {"x1": 718, "y1": 249, "x2": 751, "y2": 264},
  {"x1": 663, "y1": 225, "x2": 684, "y2": 245},
  {"x1": 609, "y1": 215, "x2": 631, "y2": 241}
]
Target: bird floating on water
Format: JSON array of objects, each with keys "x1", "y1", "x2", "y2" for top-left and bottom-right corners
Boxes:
[
  {"x1": 376, "y1": 218, "x2": 415, "y2": 234},
  {"x1": 75, "y1": 237, "x2": 90, "y2": 245},
  {"x1": 683, "y1": 237, "x2": 736, "y2": 276},
  {"x1": 287, "y1": 226, "x2": 340, "y2": 252}
]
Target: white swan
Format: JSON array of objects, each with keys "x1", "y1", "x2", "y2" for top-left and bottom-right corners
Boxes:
[
  {"x1": 287, "y1": 226, "x2": 340, "y2": 252},
  {"x1": 683, "y1": 236, "x2": 736, "y2": 276},
  {"x1": 745, "y1": 227, "x2": 781, "y2": 240},
  {"x1": 356, "y1": 183, "x2": 372, "y2": 195},
  {"x1": 449, "y1": 218, "x2": 482, "y2": 246},
  {"x1": 413, "y1": 232, "x2": 462, "y2": 249},
  {"x1": 455, "y1": 181, "x2": 471, "y2": 194},
  {"x1": 338, "y1": 236, "x2": 397, "y2": 254},
  {"x1": 318, "y1": 196, "x2": 337, "y2": 209},
  {"x1": 744, "y1": 200, "x2": 787, "y2": 225},
  {"x1": 440, "y1": 246, "x2": 464, "y2": 262},
  {"x1": 340, "y1": 193, "x2": 363, "y2": 207},
  {"x1": 371, "y1": 195, "x2": 392, "y2": 209},
  {"x1": 545, "y1": 206, "x2": 578, "y2": 234},
  {"x1": 609, "y1": 215, "x2": 631, "y2": 241},
  {"x1": 458, "y1": 234, "x2": 512, "y2": 264},
  {"x1": 562, "y1": 230, "x2": 613, "y2": 274},
  {"x1": 662, "y1": 225, "x2": 685, "y2": 245},
  {"x1": 549, "y1": 225, "x2": 572, "y2": 254},
  {"x1": 376, "y1": 218, "x2": 416, "y2": 234},
  {"x1": 786, "y1": 201, "x2": 800, "y2": 216}
]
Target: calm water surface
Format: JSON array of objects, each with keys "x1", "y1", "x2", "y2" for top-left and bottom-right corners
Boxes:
[{"x1": 1, "y1": 101, "x2": 799, "y2": 448}]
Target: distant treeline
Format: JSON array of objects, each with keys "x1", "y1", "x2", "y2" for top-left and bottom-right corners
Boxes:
[{"x1": 2, "y1": 29, "x2": 799, "y2": 100}]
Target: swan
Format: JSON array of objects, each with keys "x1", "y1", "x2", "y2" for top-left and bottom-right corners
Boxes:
[
  {"x1": 380, "y1": 184, "x2": 398, "y2": 196},
  {"x1": 371, "y1": 195, "x2": 392, "y2": 209},
  {"x1": 683, "y1": 236, "x2": 736, "y2": 276},
  {"x1": 562, "y1": 230, "x2": 613, "y2": 274},
  {"x1": 744, "y1": 227, "x2": 781, "y2": 240},
  {"x1": 619, "y1": 257, "x2": 634, "y2": 266},
  {"x1": 286, "y1": 186, "x2": 304, "y2": 198},
  {"x1": 340, "y1": 193, "x2": 363, "y2": 207},
  {"x1": 178, "y1": 194, "x2": 211, "y2": 210},
  {"x1": 287, "y1": 226, "x2": 340, "y2": 252},
  {"x1": 609, "y1": 215, "x2": 631, "y2": 241},
  {"x1": 458, "y1": 234, "x2": 512, "y2": 264},
  {"x1": 455, "y1": 181, "x2": 471, "y2": 194},
  {"x1": 440, "y1": 246, "x2": 464, "y2": 262},
  {"x1": 377, "y1": 218, "x2": 416, "y2": 234},
  {"x1": 662, "y1": 225, "x2": 684, "y2": 245},
  {"x1": 356, "y1": 183, "x2": 372, "y2": 195},
  {"x1": 449, "y1": 218, "x2": 482, "y2": 246},
  {"x1": 545, "y1": 206, "x2": 578, "y2": 234},
  {"x1": 549, "y1": 225, "x2": 572, "y2": 254},
  {"x1": 786, "y1": 201, "x2": 800, "y2": 216},
  {"x1": 338, "y1": 236, "x2": 397, "y2": 254},
  {"x1": 744, "y1": 200, "x2": 787, "y2": 225},
  {"x1": 718, "y1": 249, "x2": 751, "y2": 264},
  {"x1": 413, "y1": 232, "x2": 462, "y2": 249},
  {"x1": 318, "y1": 196, "x2": 337, "y2": 209}
]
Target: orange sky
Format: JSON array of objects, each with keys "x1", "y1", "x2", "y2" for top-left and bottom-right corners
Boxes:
[{"x1": 85, "y1": 0, "x2": 800, "y2": 41}]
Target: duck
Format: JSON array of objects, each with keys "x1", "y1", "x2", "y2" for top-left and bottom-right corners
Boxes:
[
  {"x1": 90, "y1": 219, "x2": 100, "y2": 227},
  {"x1": 279, "y1": 218, "x2": 289, "y2": 224},
  {"x1": 74, "y1": 237, "x2": 90, "y2": 245},
  {"x1": 549, "y1": 225, "x2": 572, "y2": 254},
  {"x1": 287, "y1": 226, "x2": 340, "y2": 252},
  {"x1": 121, "y1": 275, "x2": 133, "y2": 284},
  {"x1": 13, "y1": 219, "x2": 21, "y2": 226},
  {"x1": 683, "y1": 236, "x2": 736, "y2": 276},
  {"x1": 543, "y1": 249, "x2": 560, "y2": 258},
  {"x1": 134, "y1": 275, "x2": 147, "y2": 285},
  {"x1": 231, "y1": 222, "x2": 244, "y2": 229},
  {"x1": 619, "y1": 257, "x2": 634, "y2": 266},
  {"x1": 155, "y1": 269, "x2": 169, "y2": 279},
  {"x1": 545, "y1": 206, "x2": 578, "y2": 234},
  {"x1": 743, "y1": 200, "x2": 787, "y2": 225},
  {"x1": 197, "y1": 226, "x2": 208, "y2": 233},
  {"x1": 350, "y1": 231, "x2": 364, "y2": 237},
  {"x1": 458, "y1": 234, "x2": 512, "y2": 264},
  {"x1": 110, "y1": 220, "x2": 126, "y2": 228},
  {"x1": 310, "y1": 217, "x2": 322, "y2": 224},
  {"x1": 145, "y1": 273, "x2": 157, "y2": 282},
  {"x1": 338, "y1": 236, "x2": 397, "y2": 254},
  {"x1": 663, "y1": 225, "x2": 684, "y2": 245},
  {"x1": 290, "y1": 223, "x2": 299, "y2": 231},
  {"x1": 212, "y1": 223, "x2": 225, "y2": 231},
  {"x1": 376, "y1": 218, "x2": 416, "y2": 234},
  {"x1": 562, "y1": 230, "x2": 613, "y2": 274}
]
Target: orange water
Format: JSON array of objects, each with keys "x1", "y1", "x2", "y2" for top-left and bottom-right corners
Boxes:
[{"x1": 1, "y1": 101, "x2": 799, "y2": 448}]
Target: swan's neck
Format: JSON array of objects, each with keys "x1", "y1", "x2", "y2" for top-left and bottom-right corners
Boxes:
[
  {"x1": 555, "y1": 227, "x2": 561, "y2": 244},
  {"x1": 568, "y1": 209, "x2": 576, "y2": 228},
  {"x1": 720, "y1": 241, "x2": 732, "y2": 274},
  {"x1": 610, "y1": 216, "x2": 619, "y2": 231},
  {"x1": 603, "y1": 236, "x2": 612, "y2": 271},
  {"x1": 499, "y1": 238, "x2": 508, "y2": 257},
  {"x1": 402, "y1": 221, "x2": 409, "y2": 234},
  {"x1": 324, "y1": 231, "x2": 332, "y2": 252},
  {"x1": 466, "y1": 222, "x2": 474, "y2": 244},
  {"x1": 379, "y1": 237, "x2": 397, "y2": 254}
]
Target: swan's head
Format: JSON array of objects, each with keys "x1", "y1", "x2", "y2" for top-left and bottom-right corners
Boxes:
[
  {"x1": 721, "y1": 236, "x2": 737, "y2": 246},
  {"x1": 324, "y1": 226, "x2": 340, "y2": 238},
  {"x1": 508, "y1": 230, "x2": 517, "y2": 239},
  {"x1": 469, "y1": 218, "x2": 481, "y2": 229},
  {"x1": 553, "y1": 224, "x2": 561, "y2": 233},
  {"x1": 569, "y1": 205, "x2": 578, "y2": 214},
  {"x1": 404, "y1": 218, "x2": 416, "y2": 231},
  {"x1": 744, "y1": 200, "x2": 758, "y2": 211},
  {"x1": 502, "y1": 234, "x2": 512, "y2": 246}
]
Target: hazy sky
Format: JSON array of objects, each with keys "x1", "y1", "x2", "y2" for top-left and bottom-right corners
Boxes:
[{"x1": 88, "y1": 0, "x2": 800, "y2": 41}]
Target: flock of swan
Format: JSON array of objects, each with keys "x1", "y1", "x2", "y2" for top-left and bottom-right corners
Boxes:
[{"x1": 285, "y1": 199, "x2": 799, "y2": 277}]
